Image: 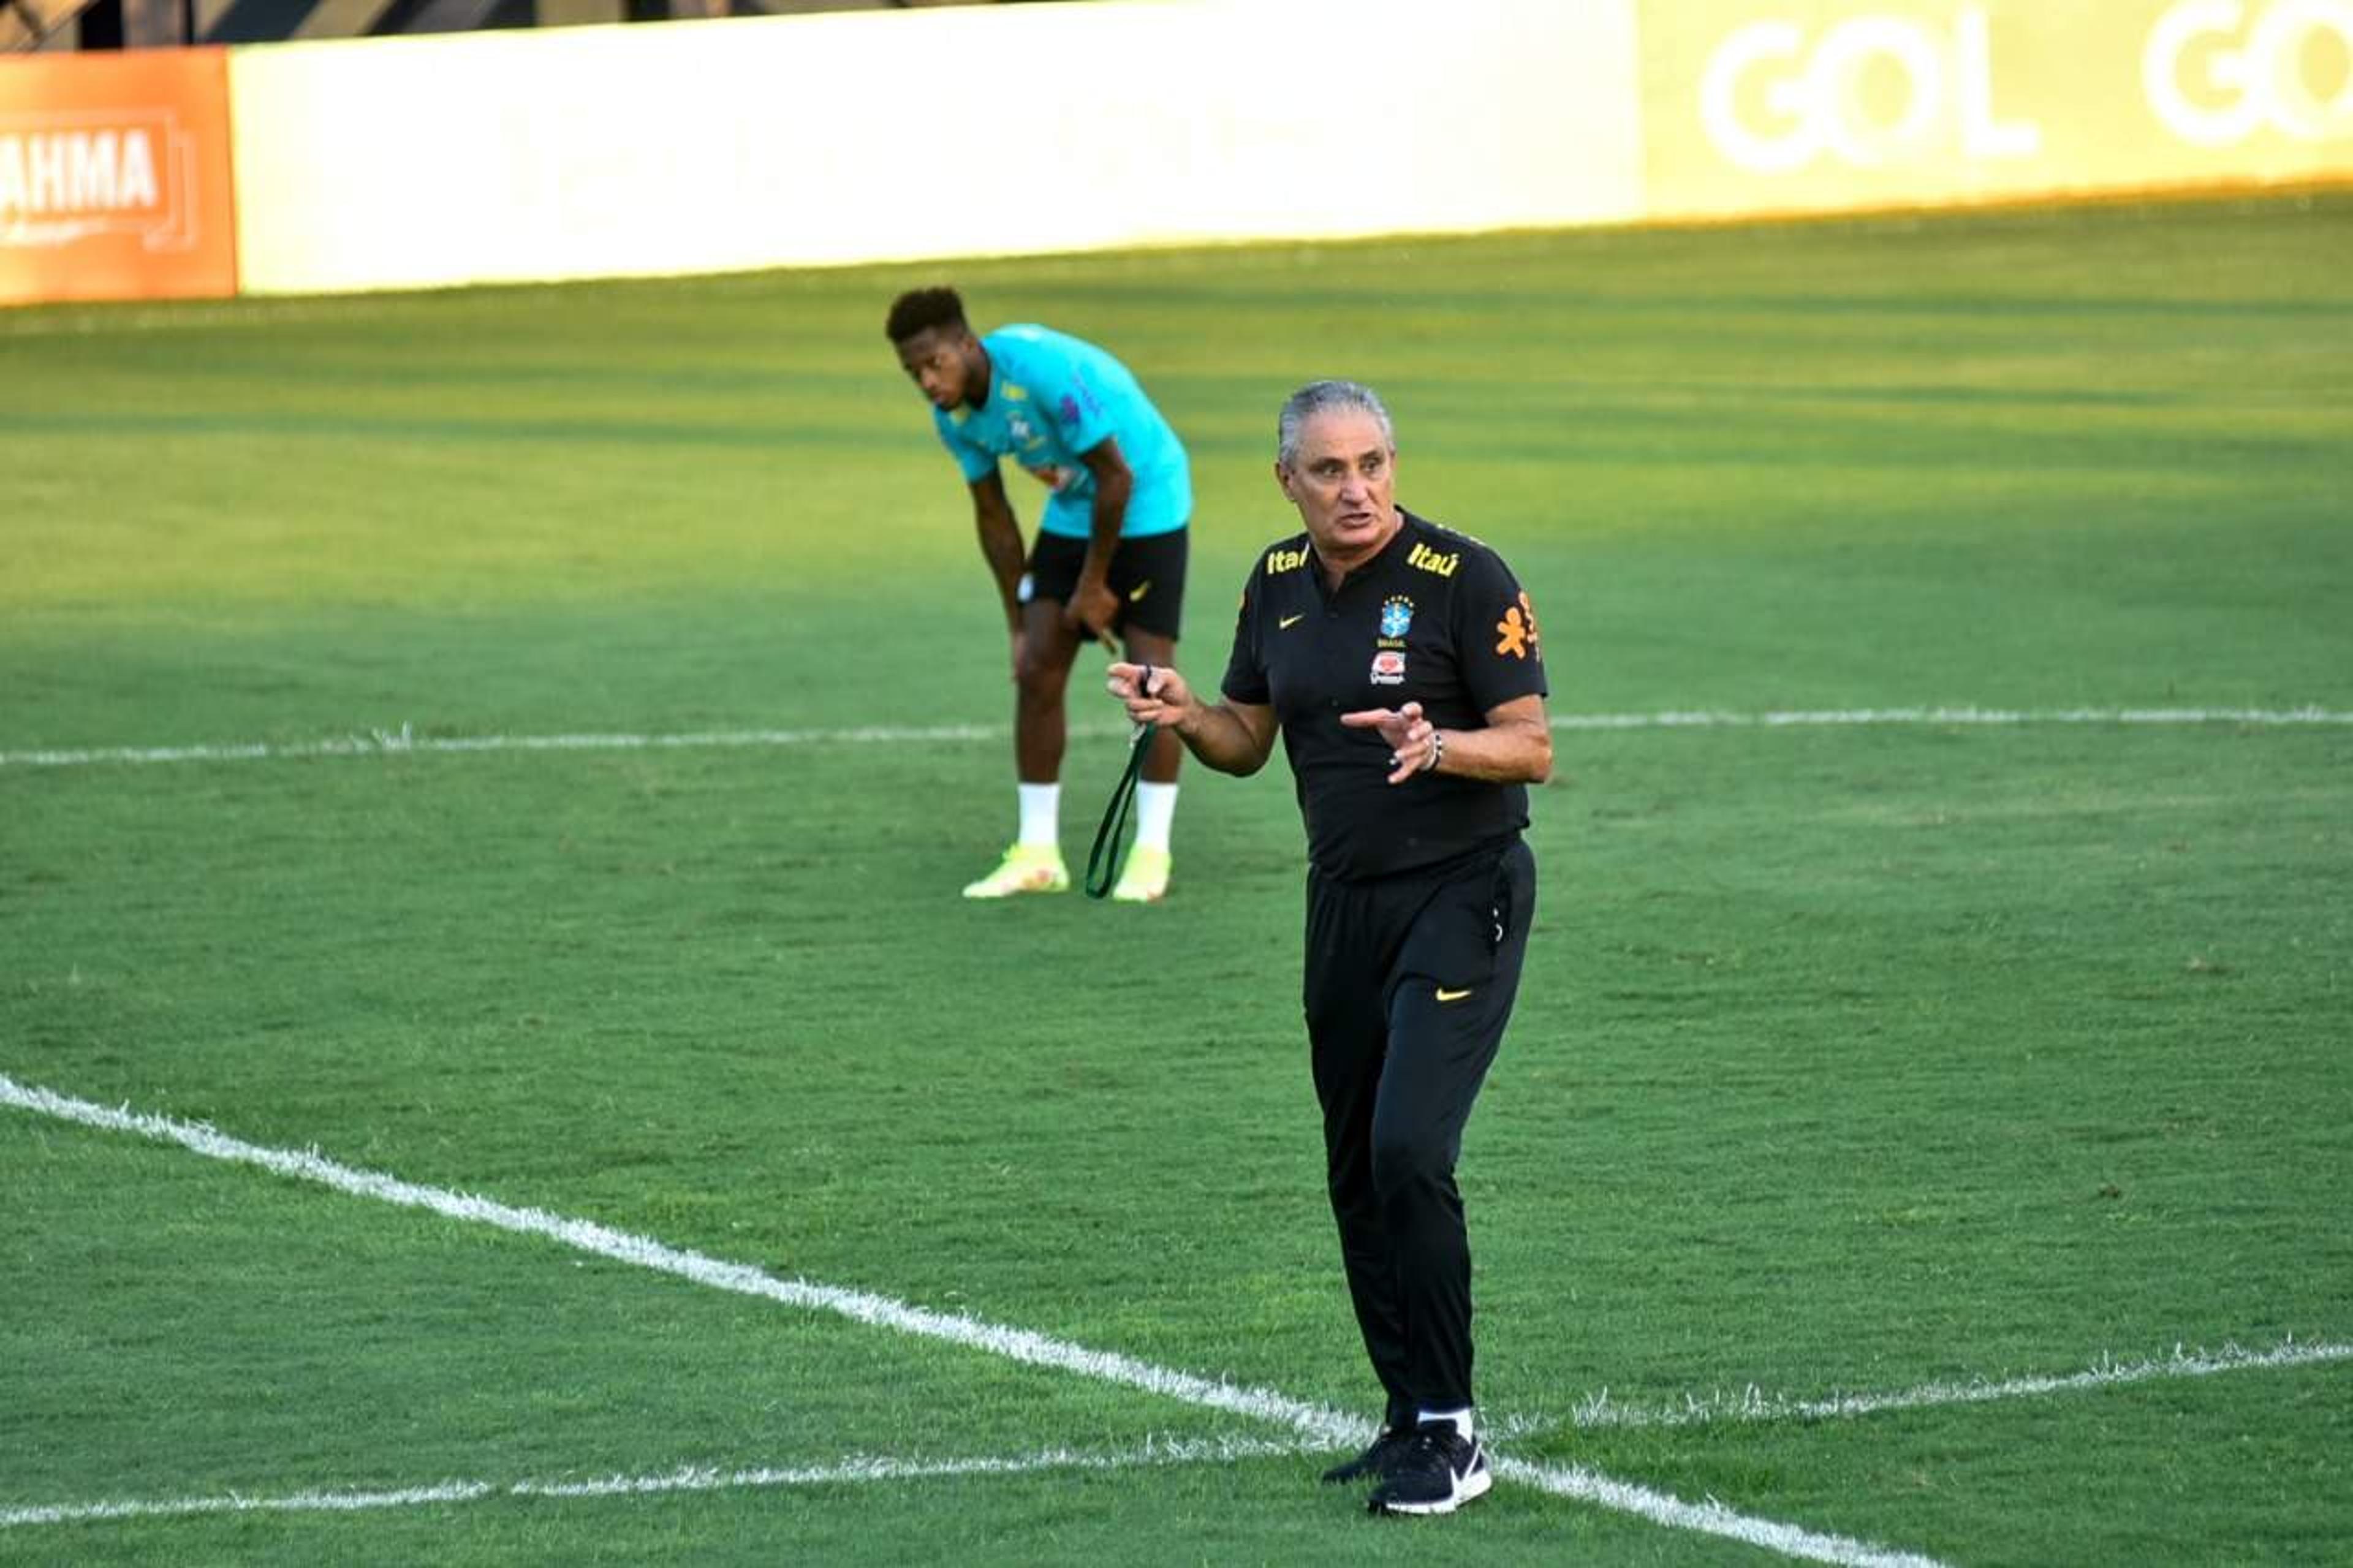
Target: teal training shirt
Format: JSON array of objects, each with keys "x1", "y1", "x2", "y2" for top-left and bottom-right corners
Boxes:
[{"x1": 933, "y1": 325, "x2": 1191, "y2": 539}]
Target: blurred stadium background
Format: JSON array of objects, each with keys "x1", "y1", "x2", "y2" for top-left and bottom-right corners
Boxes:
[{"x1": 4, "y1": 2, "x2": 2349, "y2": 1563}]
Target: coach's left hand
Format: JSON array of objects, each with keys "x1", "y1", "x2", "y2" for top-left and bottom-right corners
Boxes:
[{"x1": 1341, "y1": 701, "x2": 1441, "y2": 786}]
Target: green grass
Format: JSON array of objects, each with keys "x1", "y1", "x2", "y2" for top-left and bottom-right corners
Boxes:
[{"x1": 3, "y1": 191, "x2": 2350, "y2": 1565}]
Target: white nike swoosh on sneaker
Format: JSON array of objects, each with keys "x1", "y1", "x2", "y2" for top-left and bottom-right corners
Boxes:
[{"x1": 1373, "y1": 1439, "x2": 1490, "y2": 1516}]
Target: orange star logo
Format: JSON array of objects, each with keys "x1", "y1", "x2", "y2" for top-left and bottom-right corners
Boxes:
[{"x1": 1495, "y1": 592, "x2": 1540, "y2": 659}]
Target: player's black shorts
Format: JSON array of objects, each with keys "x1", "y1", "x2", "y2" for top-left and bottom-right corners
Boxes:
[{"x1": 1023, "y1": 527, "x2": 1188, "y2": 640}]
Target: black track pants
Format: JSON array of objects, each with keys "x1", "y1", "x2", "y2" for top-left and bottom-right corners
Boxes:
[{"x1": 1302, "y1": 836, "x2": 1536, "y2": 1421}]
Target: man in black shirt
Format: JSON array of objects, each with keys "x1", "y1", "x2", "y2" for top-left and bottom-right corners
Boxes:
[{"x1": 1107, "y1": 380, "x2": 1550, "y2": 1517}]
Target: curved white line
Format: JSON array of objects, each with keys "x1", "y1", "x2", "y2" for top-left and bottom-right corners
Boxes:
[{"x1": 0, "y1": 1073, "x2": 1940, "y2": 1566}]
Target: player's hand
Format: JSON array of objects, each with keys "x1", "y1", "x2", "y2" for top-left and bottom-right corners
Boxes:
[
  {"x1": 1107, "y1": 661, "x2": 1192, "y2": 728},
  {"x1": 1063, "y1": 577, "x2": 1121, "y2": 642},
  {"x1": 1340, "y1": 700, "x2": 1440, "y2": 785}
]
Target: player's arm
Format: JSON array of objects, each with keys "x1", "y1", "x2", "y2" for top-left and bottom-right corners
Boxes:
[
  {"x1": 969, "y1": 469, "x2": 1026, "y2": 636},
  {"x1": 1107, "y1": 662, "x2": 1278, "y2": 778},
  {"x1": 1064, "y1": 436, "x2": 1134, "y2": 638}
]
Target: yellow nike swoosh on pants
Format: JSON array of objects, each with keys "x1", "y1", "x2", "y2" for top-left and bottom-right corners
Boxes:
[
  {"x1": 1128, "y1": 580, "x2": 1151, "y2": 602},
  {"x1": 1436, "y1": 987, "x2": 1473, "y2": 1002}
]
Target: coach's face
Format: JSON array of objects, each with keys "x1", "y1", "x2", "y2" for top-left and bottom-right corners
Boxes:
[
  {"x1": 1278, "y1": 409, "x2": 1400, "y2": 571},
  {"x1": 895, "y1": 325, "x2": 983, "y2": 411}
]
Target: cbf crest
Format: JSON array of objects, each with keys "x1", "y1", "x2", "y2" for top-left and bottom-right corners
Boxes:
[{"x1": 1379, "y1": 596, "x2": 1414, "y2": 639}]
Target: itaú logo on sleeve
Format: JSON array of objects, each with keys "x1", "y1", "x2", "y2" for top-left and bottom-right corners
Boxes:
[
  {"x1": 1699, "y1": 8, "x2": 2043, "y2": 174},
  {"x1": 0, "y1": 111, "x2": 195, "y2": 252},
  {"x1": 2145, "y1": 0, "x2": 2353, "y2": 146}
]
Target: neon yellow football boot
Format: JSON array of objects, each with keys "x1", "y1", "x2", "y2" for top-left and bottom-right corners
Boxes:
[
  {"x1": 961, "y1": 843, "x2": 1070, "y2": 899},
  {"x1": 1110, "y1": 846, "x2": 1172, "y2": 904}
]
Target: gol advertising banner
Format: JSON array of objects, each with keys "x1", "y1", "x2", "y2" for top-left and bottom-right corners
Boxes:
[
  {"x1": 229, "y1": 0, "x2": 1644, "y2": 296},
  {"x1": 1639, "y1": 0, "x2": 2353, "y2": 219},
  {"x1": 0, "y1": 49, "x2": 238, "y2": 306}
]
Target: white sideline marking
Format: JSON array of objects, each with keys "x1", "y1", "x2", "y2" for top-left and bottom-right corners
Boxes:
[
  {"x1": 0, "y1": 1076, "x2": 1355, "y2": 1441},
  {"x1": 1490, "y1": 1455, "x2": 1934, "y2": 1566},
  {"x1": 0, "y1": 1075, "x2": 1939, "y2": 1567},
  {"x1": 0, "y1": 1435, "x2": 1311, "y2": 1529},
  {"x1": 3, "y1": 707, "x2": 2346, "y2": 769},
  {"x1": 1565, "y1": 1338, "x2": 2353, "y2": 1431},
  {"x1": 1552, "y1": 706, "x2": 2352, "y2": 730}
]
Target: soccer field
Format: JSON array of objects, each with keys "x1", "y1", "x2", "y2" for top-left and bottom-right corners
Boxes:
[{"x1": 4, "y1": 191, "x2": 2350, "y2": 1565}]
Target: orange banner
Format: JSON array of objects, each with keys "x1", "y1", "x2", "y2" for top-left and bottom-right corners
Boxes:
[{"x1": 0, "y1": 49, "x2": 238, "y2": 306}]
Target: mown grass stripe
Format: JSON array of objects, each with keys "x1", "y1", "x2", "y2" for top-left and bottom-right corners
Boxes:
[{"x1": 3, "y1": 707, "x2": 2344, "y2": 769}]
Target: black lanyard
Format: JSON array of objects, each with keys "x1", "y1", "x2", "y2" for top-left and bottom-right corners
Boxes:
[{"x1": 1083, "y1": 720, "x2": 1158, "y2": 900}]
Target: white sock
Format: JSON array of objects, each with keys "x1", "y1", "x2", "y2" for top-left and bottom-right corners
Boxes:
[
  {"x1": 1017, "y1": 783, "x2": 1059, "y2": 849},
  {"x1": 1417, "y1": 1407, "x2": 1473, "y2": 1441},
  {"x1": 1132, "y1": 782, "x2": 1178, "y2": 853}
]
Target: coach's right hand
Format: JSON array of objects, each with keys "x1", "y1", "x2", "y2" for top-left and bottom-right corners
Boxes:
[{"x1": 1108, "y1": 661, "x2": 1192, "y2": 729}]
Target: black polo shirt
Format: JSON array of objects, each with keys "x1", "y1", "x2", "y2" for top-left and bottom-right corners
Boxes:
[{"x1": 1222, "y1": 508, "x2": 1548, "y2": 882}]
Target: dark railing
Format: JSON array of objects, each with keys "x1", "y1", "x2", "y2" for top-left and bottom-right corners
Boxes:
[{"x1": 6, "y1": 0, "x2": 1066, "y2": 52}]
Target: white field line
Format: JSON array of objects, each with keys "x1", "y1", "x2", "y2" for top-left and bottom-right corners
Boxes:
[
  {"x1": 0, "y1": 1075, "x2": 1359, "y2": 1443},
  {"x1": 1487, "y1": 1455, "x2": 1934, "y2": 1564},
  {"x1": 1561, "y1": 1338, "x2": 2353, "y2": 1433},
  {"x1": 3, "y1": 706, "x2": 2347, "y2": 770},
  {"x1": 0, "y1": 1435, "x2": 1311, "y2": 1529},
  {"x1": 0, "y1": 1075, "x2": 1940, "y2": 1568},
  {"x1": 0, "y1": 722, "x2": 1003, "y2": 770},
  {"x1": 1553, "y1": 706, "x2": 2352, "y2": 730}
]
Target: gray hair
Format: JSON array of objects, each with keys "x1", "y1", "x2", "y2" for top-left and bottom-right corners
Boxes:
[{"x1": 1276, "y1": 379, "x2": 1394, "y2": 469}]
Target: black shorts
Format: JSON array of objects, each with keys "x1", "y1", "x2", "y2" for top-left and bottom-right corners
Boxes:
[{"x1": 1023, "y1": 528, "x2": 1188, "y2": 640}]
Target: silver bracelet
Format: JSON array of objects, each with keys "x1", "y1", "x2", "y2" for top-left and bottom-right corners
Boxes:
[{"x1": 1425, "y1": 731, "x2": 1445, "y2": 774}]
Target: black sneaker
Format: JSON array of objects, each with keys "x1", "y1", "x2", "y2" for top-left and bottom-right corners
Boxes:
[
  {"x1": 1366, "y1": 1422, "x2": 1491, "y2": 1516},
  {"x1": 1319, "y1": 1425, "x2": 1414, "y2": 1485}
]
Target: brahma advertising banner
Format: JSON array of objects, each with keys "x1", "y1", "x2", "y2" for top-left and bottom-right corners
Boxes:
[
  {"x1": 0, "y1": 48, "x2": 238, "y2": 306},
  {"x1": 1641, "y1": 0, "x2": 2353, "y2": 218}
]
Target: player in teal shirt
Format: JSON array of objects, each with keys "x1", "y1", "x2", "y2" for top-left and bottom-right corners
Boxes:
[{"x1": 889, "y1": 287, "x2": 1191, "y2": 903}]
